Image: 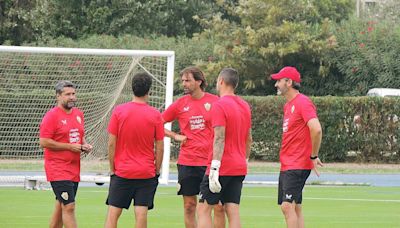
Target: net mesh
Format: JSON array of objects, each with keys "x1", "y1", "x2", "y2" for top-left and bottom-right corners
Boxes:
[{"x1": 0, "y1": 49, "x2": 171, "y2": 174}]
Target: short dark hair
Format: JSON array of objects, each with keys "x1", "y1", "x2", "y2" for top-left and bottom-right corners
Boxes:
[
  {"x1": 132, "y1": 72, "x2": 152, "y2": 97},
  {"x1": 180, "y1": 66, "x2": 207, "y2": 90},
  {"x1": 219, "y1": 68, "x2": 239, "y2": 89},
  {"x1": 292, "y1": 81, "x2": 301, "y2": 90},
  {"x1": 55, "y1": 80, "x2": 76, "y2": 95}
]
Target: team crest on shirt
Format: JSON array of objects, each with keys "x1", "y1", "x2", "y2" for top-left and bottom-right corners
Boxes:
[
  {"x1": 204, "y1": 102, "x2": 211, "y2": 111},
  {"x1": 291, "y1": 105, "x2": 295, "y2": 113},
  {"x1": 76, "y1": 116, "x2": 82, "y2": 124},
  {"x1": 61, "y1": 192, "x2": 69, "y2": 201}
]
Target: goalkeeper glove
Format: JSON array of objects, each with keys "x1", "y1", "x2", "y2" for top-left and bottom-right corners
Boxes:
[{"x1": 209, "y1": 160, "x2": 221, "y2": 193}]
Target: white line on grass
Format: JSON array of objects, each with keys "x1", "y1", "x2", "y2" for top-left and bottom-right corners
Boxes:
[
  {"x1": 82, "y1": 190, "x2": 400, "y2": 203},
  {"x1": 244, "y1": 195, "x2": 400, "y2": 203}
]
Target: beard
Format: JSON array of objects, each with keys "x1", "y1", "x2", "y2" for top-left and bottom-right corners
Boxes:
[
  {"x1": 62, "y1": 101, "x2": 75, "y2": 110},
  {"x1": 277, "y1": 86, "x2": 288, "y2": 96},
  {"x1": 183, "y1": 88, "x2": 191, "y2": 95}
]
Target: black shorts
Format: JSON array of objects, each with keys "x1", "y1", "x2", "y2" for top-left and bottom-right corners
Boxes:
[
  {"x1": 278, "y1": 169, "x2": 311, "y2": 205},
  {"x1": 50, "y1": 181, "x2": 79, "y2": 205},
  {"x1": 177, "y1": 164, "x2": 206, "y2": 196},
  {"x1": 199, "y1": 175, "x2": 245, "y2": 205},
  {"x1": 106, "y1": 174, "x2": 159, "y2": 210}
]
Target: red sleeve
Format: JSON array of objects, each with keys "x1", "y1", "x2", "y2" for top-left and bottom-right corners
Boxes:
[
  {"x1": 211, "y1": 102, "x2": 226, "y2": 127},
  {"x1": 155, "y1": 113, "x2": 165, "y2": 140},
  {"x1": 107, "y1": 109, "x2": 118, "y2": 136},
  {"x1": 300, "y1": 99, "x2": 317, "y2": 123},
  {"x1": 39, "y1": 111, "x2": 55, "y2": 138},
  {"x1": 162, "y1": 100, "x2": 179, "y2": 122}
]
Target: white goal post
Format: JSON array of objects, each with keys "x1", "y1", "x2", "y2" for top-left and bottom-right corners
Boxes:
[{"x1": 0, "y1": 46, "x2": 174, "y2": 184}]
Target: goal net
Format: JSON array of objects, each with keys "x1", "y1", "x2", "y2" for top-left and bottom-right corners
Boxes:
[{"x1": 0, "y1": 46, "x2": 174, "y2": 184}]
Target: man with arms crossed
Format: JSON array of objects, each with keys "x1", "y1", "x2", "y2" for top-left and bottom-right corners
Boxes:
[
  {"x1": 198, "y1": 68, "x2": 252, "y2": 228},
  {"x1": 162, "y1": 66, "x2": 225, "y2": 228},
  {"x1": 40, "y1": 80, "x2": 92, "y2": 228},
  {"x1": 271, "y1": 66, "x2": 323, "y2": 228},
  {"x1": 105, "y1": 72, "x2": 164, "y2": 228}
]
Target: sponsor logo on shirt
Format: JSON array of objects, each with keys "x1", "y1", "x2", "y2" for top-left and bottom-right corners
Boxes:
[
  {"x1": 183, "y1": 106, "x2": 189, "y2": 112},
  {"x1": 291, "y1": 105, "x2": 295, "y2": 113},
  {"x1": 190, "y1": 115, "x2": 205, "y2": 130},
  {"x1": 69, "y1": 128, "x2": 81, "y2": 143},
  {"x1": 283, "y1": 118, "x2": 289, "y2": 133},
  {"x1": 76, "y1": 116, "x2": 82, "y2": 124},
  {"x1": 204, "y1": 102, "x2": 211, "y2": 111},
  {"x1": 61, "y1": 119, "x2": 67, "y2": 125}
]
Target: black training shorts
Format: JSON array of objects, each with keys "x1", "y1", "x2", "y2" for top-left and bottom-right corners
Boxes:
[
  {"x1": 106, "y1": 174, "x2": 159, "y2": 210},
  {"x1": 50, "y1": 181, "x2": 79, "y2": 205},
  {"x1": 199, "y1": 175, "x2": 245, "y2": 205},
  {"x1": 278, "y1": 169, "x2": 311, "y2": 205},
  {"x1": 177, "y1": 164, "x2": 206, "y2": 196}
]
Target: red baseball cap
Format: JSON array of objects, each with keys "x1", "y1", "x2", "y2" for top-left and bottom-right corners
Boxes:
[{"x1": 271, "y1": 66, "x2": 301, "y2": 83}]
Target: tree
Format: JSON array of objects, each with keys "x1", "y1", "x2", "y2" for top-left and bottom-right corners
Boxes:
[
  {"x1": 1, "y1": 0, "x2": 231, "y2": 44},
  {"x1": 195, "y1": 0, "x2": 354, "y2": 95},
  {"x1": 0, "y1": 0, "x2": 36, "y2": 45},
  {"x1": 327, "y1": 17, "x2": 400, "y2": 95}
]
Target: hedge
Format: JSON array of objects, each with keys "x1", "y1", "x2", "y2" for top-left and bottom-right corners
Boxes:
[
  {"x1": 1, "y1": 90, "x2": 399, "y2": 163},
  {"x1": 171, "y1": 96, "x2": 400, "y2": 163}
]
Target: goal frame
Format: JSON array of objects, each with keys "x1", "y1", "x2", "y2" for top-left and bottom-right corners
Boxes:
[{"x1": 0, "y1": 45, "x2": 174, "y2": 184}]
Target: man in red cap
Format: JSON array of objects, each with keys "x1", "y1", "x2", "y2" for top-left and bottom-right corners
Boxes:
[{"x1": 271, "y1": 66, "x2": 323, "y2": 228}]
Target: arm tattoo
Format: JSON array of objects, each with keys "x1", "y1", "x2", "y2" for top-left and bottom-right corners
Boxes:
[{"x1": 213, "y1": 126, "x2": 225, "y2": 160}]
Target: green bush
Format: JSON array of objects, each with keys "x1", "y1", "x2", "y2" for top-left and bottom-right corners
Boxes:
[
  {"x1": 246, "y1": 96, "x2": 400, "y2": 163},
  {"x1": 328, "y1": 17, "x2": 400, "y2": 95}
]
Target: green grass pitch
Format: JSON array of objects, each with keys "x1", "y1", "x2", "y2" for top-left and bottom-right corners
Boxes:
[{"x1": 0, "y1": 186, "x2": 399, "y2": 227}]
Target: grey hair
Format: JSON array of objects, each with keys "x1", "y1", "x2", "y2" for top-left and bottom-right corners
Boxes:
[
  {"x1": 55, "y1": 80, "x2": 76, "y2": 95},
  {"x1": 219, "y1": 68, "x2": 239, "y2": 89}
]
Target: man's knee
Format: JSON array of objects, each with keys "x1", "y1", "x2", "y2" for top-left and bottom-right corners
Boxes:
[
  {"x1": 213, "y1": 204, "x2": 225, "y2": 216},
  {"x1": 280, "y1": 202, "x2": 295, "y2": 216},
  {"x1": 62, "y1": 203, "x2": 76, "y2": 214},
  {"x1": 183, "y1": 197, "x2": 197, "y2": 214}
]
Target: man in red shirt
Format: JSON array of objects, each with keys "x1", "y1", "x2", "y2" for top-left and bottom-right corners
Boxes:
[
  {"x1": 198, "y1": 68, "x2": 252, "y2": 228},
  {"x1": 271, "y1": 66, "x2": 323, "y2": 228},
  {"x1": 105, "y1": 72, "x2": 164, "y2": 228},
  {"x1": 162, "y1": 66, "x2": 225, "y2": 228},
  {"x1": 40, "y1": 80, "x2": 92, "y2": 228}
]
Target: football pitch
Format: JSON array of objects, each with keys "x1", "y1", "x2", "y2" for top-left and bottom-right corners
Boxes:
[{"x1": 0, "y1": 186, "x2": 399, "y2": 228}]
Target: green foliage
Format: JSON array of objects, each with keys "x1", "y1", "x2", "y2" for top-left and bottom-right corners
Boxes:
[
  {"x1": 327, "y1": 17, "x2": 400, "y2": 95},
  {"x1": 195, "y1": 0, "x2": 355, "y2": 95},
  {"x1": 1, "y1": 0, "x2": 227, "y2": 45},
  {"x1": 0, "y1": 0, "x2": 36, "y2": 45},
  {"x1": 245, "y1": 96, "x2": 400, "y2": 163}
]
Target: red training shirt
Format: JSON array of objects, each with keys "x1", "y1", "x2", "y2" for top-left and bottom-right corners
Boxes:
[
  {"x1": 279, "y1": 93, "x2": 317, "y2": 171},
  {"x1": 40, "y1": 107, "x2": 85, "y2": 182},
  {"x1": 108, "y1": 102, "x2": 164, "y2": 179},
  {"x1": 162, "y1": 93, "x2": 218, "y2": 166},
  {"x1": 206, "y1": 95, "x2": 252, "y2": 176}
]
